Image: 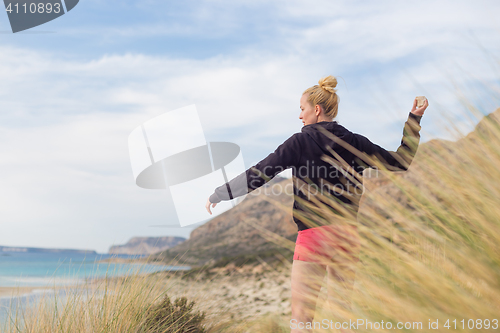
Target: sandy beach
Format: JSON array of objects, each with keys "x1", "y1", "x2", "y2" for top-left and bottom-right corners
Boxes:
[
  {"x1": 0, "y1": 287, "x2": 55, "y2": 299},
  {"x1": 96, "y1": 257, "x2": 185, "y2": 267},
  {"x1": 89, "y1": 260, "x2": 294, "y2": 322},
  {"x1": 155, "y1": 262, "x2": 297, "y2": 323}
]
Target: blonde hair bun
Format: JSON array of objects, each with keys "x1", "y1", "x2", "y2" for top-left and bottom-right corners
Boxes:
[
  {"x1": 318, "y1": 75, "x2": 337, "y2": 94},
  {"x1": 303, "y1": 75, "x2": 340, "y2": 119}
]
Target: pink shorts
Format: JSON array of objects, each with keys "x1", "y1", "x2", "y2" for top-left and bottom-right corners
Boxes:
[{"x1": 293, "y1": 225, "x2": 360, "y2": 264}]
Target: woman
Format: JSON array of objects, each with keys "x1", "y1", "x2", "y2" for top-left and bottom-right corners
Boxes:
[{"x1": 205, "y1": 76, "x2": 428, "y2": 332}]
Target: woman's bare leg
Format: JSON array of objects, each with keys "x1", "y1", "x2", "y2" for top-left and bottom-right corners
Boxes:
[
  {"x1": 326, "y1": 263, "x2": 357, "y2": 311},
  {"x1": 323, "y1": 263, "x2": 358, "y2": 333},
  {"x1": 290, "y1": 260, "x2": 326, "y2": 333},
  {"x1": 326, "y1": 227, "x2": 360, "y2": 313}
]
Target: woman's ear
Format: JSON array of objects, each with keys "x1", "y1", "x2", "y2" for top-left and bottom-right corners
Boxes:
[{"x1": 315, "y1": 104, "x2": 322, "y2": 117}]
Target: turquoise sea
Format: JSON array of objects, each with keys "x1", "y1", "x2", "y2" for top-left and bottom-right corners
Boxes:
[
  {"x1": 0, "y1": 251, "x2": 189, "y2": 327},
  {"x1": 0, "y1": 252, "x2": 187, "y2": 288}
]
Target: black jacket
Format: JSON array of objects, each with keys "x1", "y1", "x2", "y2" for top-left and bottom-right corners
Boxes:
[{"x1": 209, "y1": 112, "x2": 422, "y2": 231}]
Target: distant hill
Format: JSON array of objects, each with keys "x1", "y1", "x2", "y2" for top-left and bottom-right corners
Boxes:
[
  {"x1": 156, "y1": 176, "x2": 297, "y2": 266},
  {"x1": 0, "y1": 245, "x2": 96, "y2": 254},
  {"x1": 109, "y1": 236, "x2": 186, "y2": 255}
]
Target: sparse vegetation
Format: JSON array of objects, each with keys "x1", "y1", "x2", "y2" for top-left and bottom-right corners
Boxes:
[{"x1": 139, "y1": 296, "x2": 206, "y2": 333}]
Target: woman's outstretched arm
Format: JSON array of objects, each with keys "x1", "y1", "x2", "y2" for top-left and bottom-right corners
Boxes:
[
  {"x1": 206, "y1": 133, "x2": 302, "y2": 214},
  {"x1": 352, "y1": 98, "x2": 428, "y2": 172}
]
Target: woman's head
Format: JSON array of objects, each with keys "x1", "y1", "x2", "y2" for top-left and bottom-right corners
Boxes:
[{"x1": 300, "y1": 75, "x2": 339, "y2": 126}]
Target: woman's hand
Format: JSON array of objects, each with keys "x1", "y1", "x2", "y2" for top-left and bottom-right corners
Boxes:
[
  {"x1": 205, "y1": 197, "x2": 217, "y2": 215},
  {"x1": 411, "y1": 97, "x2": 429, "y2": 116}
]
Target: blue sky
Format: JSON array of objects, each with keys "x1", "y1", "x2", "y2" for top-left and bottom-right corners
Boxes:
[{"x1": 0, "y1": 0, "x2": 499, "y2": 253}]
